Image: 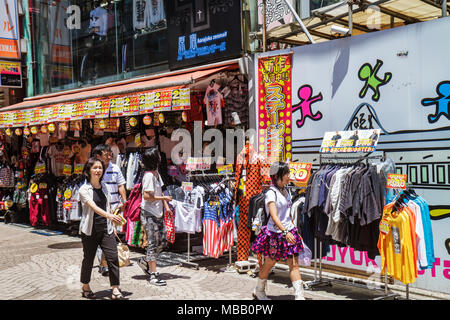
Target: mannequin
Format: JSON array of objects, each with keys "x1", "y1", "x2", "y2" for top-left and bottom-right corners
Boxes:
[{"x1": 234, "y1": 140, "x2": 267, "y2": 262}]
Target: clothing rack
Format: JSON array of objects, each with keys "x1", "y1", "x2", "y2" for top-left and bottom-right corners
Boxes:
[
  {"x1": 180, "y1": 171, "x2": 235, "y2": 271},
  {"x1": 305, "y1": 152, "x2": 404, "y2": 300}
]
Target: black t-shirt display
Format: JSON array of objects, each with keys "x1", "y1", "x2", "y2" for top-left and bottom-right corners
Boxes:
[{"x1": 93, "y1": 187, "x2": 108, "y2": 228}]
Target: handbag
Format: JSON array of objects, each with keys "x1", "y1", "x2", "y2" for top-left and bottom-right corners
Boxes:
[
  {"x1": 100, "y1": 230, "x2": 131, "y2": 268},
  {"x1": 298, "y1": 240, "x2": 312, "y2": 267}
]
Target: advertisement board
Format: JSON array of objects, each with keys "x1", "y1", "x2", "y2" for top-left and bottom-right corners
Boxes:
[
  {"x1": 255, "y1": 17, "x2": 450, "y2": 294},
  {"x1": 167, "y1": 0, "x2": 242, "y2": 70},
  {"x1": 0, "y1": 0, "x2": 20, "y2": 59}
]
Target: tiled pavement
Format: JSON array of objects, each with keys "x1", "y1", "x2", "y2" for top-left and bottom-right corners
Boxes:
[{"x1": 0, "y1": 223, "x2": 442, "y2": 301}]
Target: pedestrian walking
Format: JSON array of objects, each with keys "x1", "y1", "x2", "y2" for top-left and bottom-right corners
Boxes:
[
  {"x1": 92, "y1": 144, "x2": 127, "y2": 277},
  {"x1": 137, "y1": 147, "x2": 173, "y2": 286},
  {"x1": 251, "y1": 161, "x2": 306, "y2": 300},
  {"x1": 79, "y1": 157, "x2": 125, "y2": 300}
]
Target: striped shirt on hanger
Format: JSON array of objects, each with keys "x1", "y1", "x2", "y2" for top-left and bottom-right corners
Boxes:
[{"x1": 103, "y1": 162, "x2": 126, "y2": 210}]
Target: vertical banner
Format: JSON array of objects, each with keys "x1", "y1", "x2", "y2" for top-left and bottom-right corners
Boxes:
[
  {"x1": 0, "y1": 0, "x2": 20, "y2": 59},
  {"x1": 258, "y1": 54, "x2": 293, "y2": 162}
]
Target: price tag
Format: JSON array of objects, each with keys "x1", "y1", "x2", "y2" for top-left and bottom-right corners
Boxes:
[
  {"x1": 386, "y1": 174, "x2": 407, "y2": 190},
  {"x1": 182, "y1": 181, "x2": 194, "y2": 192},
  {"x1": 34, "y1": 163, "x2": 46, "y2": 174},
  {"x1": 379, "y1": 219, "x2": 390, "y2": 235},
  {"x1": 74, "y1": 164, "x2": 84, "y2": 175},
  {"x1": 63, "y1": 164, "x2": 72, "y2": 176},
  {"x1": 289, "y1": 162, "x2": 312, "y2": 185},
  {"x1": 217, "y1": 164, "x2": 233, "y2": 175},
  {"x1": 63, "y1": 200, "x2": 72, "y2": 209}
]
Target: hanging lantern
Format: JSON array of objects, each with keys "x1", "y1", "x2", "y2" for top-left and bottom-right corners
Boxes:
[
  {"x1": 182, "y1": 111, "x2": 188, "y2": 122},
  {"x1": 143, "y1": 115, "x2": 152, "y2": 126},
  {"x1": 59, "y1": 122, "x2": 68, "y2": 132},
  {"x1": 48, "y1": 123, "x2": 56, "y2": 133},
  {"x1": 99, "y1": 119, "x2": 106, "y2": 129},
  {"x1": 23, "y1": 127, "x2": 31, "y2": 136},
  {"x1": 129, "y1": 117, "x2": 137, "y2": 127},
  {"x1": 30, "y1": 126, "x2": 38, "y2": 135},
  {"x1": 158, "y1": 113, "x2": 165, "y2": 124},
  {"x1": 40, "y1": 125, "x2": 48, "y2": 134},
  {"x1": 15, "y1": 128, "x2": 22, "y2": 136}
]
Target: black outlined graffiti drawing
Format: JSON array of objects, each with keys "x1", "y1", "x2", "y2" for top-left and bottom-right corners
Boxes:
[{"x1": 358, "y1": 59, "x2": 392, "y2": 102}]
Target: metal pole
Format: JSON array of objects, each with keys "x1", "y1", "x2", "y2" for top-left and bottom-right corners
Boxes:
[
  {"x1": 348, "y1": 1, "x2": 353, "y2": 36},
  {"x1": 262, "y1": 0, "x2": 267, "y2": 52},
  {"x1": 443, "y1": 0, "x2": 448, "y2": 17},
  {"x1": 282, "y1": 0, "x2": 315, "y2": 44}
]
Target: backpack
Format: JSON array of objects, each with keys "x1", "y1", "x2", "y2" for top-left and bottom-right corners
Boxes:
[
  {"x1": 123, "y1": 182, "x2": 143, "y2": 222},
  {"x1": 248, "y1": 188, "x2": 277, "y2": 235}
]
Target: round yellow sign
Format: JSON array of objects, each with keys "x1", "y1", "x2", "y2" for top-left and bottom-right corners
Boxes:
[
  {"x1": 15, "y1": 128, "x2": 22, "y2": 136},
  {"x1": 158, "y1": 113, "x2": 165, "y2": 123},
  {"x1": 59, "y1": 122, "x2": 68, "y2": 132},
  {"x1": 48, "y1": 123, "x2": 56, "y2": 133},
  {"x1": 129, "y1": 117, "x2": 137, "y2": 127},
  {"x1": 64, "y1": 189, "x2": 72, "y2": 200},
  {"x1": 143, "y1": 115, "x2": 152, "y2": 126},
  {"x1": 30, "y1": 183, "x2": 38, "y2": 193},
  {"x1": 5, "y1": 128, "x2": 12, "y2": 136},
  {"x1": 30, "y1": 126, "x2": 38, "y2": 134},
  {"x1": 23, "y1": 128, "x2": 30, "y2": 136},
  {"x1": 40, "y1": 125, "x2": 48, "y2": 134}
]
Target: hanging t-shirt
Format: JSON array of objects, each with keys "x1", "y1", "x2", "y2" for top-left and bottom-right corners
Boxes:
[
  {"x1": 204, "y1": 82, "x2": 223, "y2": 126},
  {"x1": 148, "y1": 0, "x2": 165, "y2": 26},
  {"x1": 47, "y1": 145, "x2": 66, "y2": 176},
  {"x1": 89, "y1": 6, "x2": 108, "y2": 36},
  {"x1": 141, "y1": 171, "x2": 164, "y2": 218},
  {"x1": 265, "y1": 186, "x2": 294, "y2": 233},
  {"x1": 133, "y1": 0, "x2": 148, "y2": 30}
]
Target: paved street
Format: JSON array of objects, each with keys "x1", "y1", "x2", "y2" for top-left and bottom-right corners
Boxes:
[{"x1": 0, "y1": 223, "x2": 442, "y2": 301}]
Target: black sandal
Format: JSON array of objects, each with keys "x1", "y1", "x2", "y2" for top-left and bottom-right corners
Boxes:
[
  {"x1": 111, "y1": 291, "x2": 125, "y2": 300},
  {"x1": 81, "y1": 289, "x2": 97, "y2": 299}
]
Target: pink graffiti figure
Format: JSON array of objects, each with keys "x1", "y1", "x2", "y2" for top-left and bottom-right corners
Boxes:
[{"x1": 292, "y1": 85, "x2": 323, "y2": 128}]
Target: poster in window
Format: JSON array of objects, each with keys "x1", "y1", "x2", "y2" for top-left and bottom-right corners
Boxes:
[{"x1": 167, "y1": 0, "x2": 242, "y2": 70}]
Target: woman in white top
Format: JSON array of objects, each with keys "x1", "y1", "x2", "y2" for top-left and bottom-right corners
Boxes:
[
  {"x1": 137, "y1": 147, "x2": 172, "y2": 286},
  {"x1": 251, "y1": 162, "x2": 306, "y2": 300}
]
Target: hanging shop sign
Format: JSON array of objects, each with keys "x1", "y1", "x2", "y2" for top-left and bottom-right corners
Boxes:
[
  {"x1": 289, "y1": 162, "x2": 312, "y2": 186},
  {"x1": 257, "y1": 54, "x2": 293, "y2": 162},
  {"x1": 186, "y1": 157, "x2": 211, "y2": 171},
  {"x1": 167, "y1": 0, "x2": 242, "y2": 70},
  {"x1": 0, "y1": 60, "x2": 22, "y2": 88},
  {"x1": 320, "y1": 129, "x2": 381, "y2": 153},
  {"x1": 0, "y1": 0, "x2": 20, "y2": 60},
  {"x1": 386, "y1": 173, "x2": 408, "y2": 190}
]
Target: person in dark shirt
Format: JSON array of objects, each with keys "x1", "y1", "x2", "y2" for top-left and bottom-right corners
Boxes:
[
  {"x1": 348, "y1": 130, "x2": 359, "y2": 147},
  {"x1": 79, "y1": 158, "x2": 124, "y2": 300},
  {"x1": 369, "y1": 130, "x2": 379, "y2": 146}
]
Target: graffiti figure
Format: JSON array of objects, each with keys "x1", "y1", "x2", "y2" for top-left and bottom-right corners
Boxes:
[
  {"x1": 292, "y1": 85, "x2": 323, "y2": 128},
  {"x1": 421, "y1": 81, "x2": 450, "y2": 123},
  {"x1": 358, "y1": 59, "x2": 392, "y2": 102}
]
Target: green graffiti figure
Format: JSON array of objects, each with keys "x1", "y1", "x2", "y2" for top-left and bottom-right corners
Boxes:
[{"x1": 358, "y1": 59, "x2": 392, "y2": 102}]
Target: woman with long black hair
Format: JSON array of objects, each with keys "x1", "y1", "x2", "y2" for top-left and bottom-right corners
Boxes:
[{"x1": 251, "y1": 161, "x2": 306, "y2": 300}]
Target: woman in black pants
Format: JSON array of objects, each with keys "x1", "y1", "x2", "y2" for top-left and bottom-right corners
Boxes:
[{"x1": 78, "y1": 157, "x2": 124, "y2": 299}]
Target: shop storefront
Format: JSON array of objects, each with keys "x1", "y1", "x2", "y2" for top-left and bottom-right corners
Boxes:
[
  {"x1": 253, "y1": 17, "x2": 450, "y2": 295},
  {"x1": 0, "y1": 58, "x2": 252, "y2": 249}
]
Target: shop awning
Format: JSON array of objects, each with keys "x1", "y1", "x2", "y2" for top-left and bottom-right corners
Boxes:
[
  {"x1": 0, "y1": 61, "x2": 240, "y2": 128},
  {"x1": 1, "y1": 62, "x2": 238, "y2": 112}
]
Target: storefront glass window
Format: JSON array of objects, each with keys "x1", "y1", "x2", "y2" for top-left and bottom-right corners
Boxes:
[
  {"x1": 309, "y1": 0, "x2": 343, "y2": 10},
  {"x1": 30, "y1": 0, "x2": 169, "y2": 95}
]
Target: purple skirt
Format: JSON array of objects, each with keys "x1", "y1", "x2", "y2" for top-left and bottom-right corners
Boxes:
[{"x1": 251, "y1": 226, "x2": 304, "y2": 261}]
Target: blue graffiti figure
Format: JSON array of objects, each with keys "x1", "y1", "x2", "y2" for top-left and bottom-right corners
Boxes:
[{"x1": 421, "y1": 81, "x2": 450, "y2": 123}]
